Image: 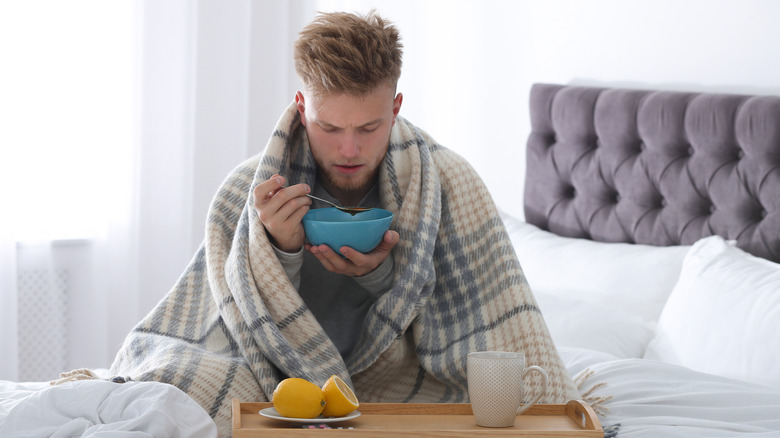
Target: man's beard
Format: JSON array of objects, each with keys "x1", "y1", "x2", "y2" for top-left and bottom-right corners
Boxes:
[{"x1": 319, "y1": 165, "x2": 379, "y2": 200}]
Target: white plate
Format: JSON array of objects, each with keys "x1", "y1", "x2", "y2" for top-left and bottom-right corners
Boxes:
[{"x1": 258, "y1": 407, "x2": 361, "y2": 424}]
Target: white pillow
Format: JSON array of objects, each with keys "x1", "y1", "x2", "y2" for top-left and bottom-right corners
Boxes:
[
  {"x1": 501, "y1": 211, "x2": 690, "y2": 324},
  {"x1": 535, "y1": 291, "x2": 654, "y2": 358},
  {"x1": 644, "y1": 235, "x2": 780, "y2": 389}
]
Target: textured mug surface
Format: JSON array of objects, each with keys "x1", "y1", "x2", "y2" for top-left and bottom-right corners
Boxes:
[{"x1": 467, "y1": 351, "x2": 549, "y2": 427}]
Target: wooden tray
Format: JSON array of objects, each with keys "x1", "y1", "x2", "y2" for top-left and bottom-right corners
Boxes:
[{"x1": 232, "y1": 399, "x2": 602, "y2": 437}]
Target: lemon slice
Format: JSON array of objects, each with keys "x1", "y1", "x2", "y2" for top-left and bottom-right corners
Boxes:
[
  {"x1": 321, "y1": 375, "x2": 359, "y2": 417},
  {"x1": 272, "y1": 377, "x2": 326, "y2": 419}
]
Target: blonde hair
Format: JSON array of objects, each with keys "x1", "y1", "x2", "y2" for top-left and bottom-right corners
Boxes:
[{"x1": 294, "y1": 10, "x2": 403, "y2": 96}]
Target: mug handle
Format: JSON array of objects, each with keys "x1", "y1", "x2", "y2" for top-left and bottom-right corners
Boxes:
[{"x1": 517, "y1": 365, "x2": 548, "y2": 415}]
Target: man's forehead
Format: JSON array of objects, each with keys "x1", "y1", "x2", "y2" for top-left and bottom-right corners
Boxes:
[{"x1": 306, "y1": 92, "x2": 392, "y2": 127}]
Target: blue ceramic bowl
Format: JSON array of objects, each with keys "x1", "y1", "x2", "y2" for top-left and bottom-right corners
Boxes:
[{"x1": 302, "y1": 207, "x2": 394, "y2": 253}]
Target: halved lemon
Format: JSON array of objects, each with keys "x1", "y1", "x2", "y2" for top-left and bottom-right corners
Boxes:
[
  {"x1": 321, "y1": 375, "x2": 359, "y2": 417},
  {"x1": 272, "y1": 377, "x2": 326, "y2": 419}
]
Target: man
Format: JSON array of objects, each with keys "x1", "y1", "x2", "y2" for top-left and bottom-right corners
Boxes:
[
  {"x1": 111, "y1": 11, "x2": 579, "y2": 436},
  {"x1": 253, "y1": 12, "x2": 404, "y2": 359}
]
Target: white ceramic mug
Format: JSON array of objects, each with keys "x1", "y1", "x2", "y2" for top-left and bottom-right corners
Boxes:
[{"x1": 467, "y1": 351, "x2": 549, "y2": 427}]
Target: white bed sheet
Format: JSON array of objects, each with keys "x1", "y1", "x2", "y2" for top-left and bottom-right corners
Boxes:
[
  {"x1": 0, "y1": 379, "x2": 217, "y2": 437},
  {"x1": 561, "y1": 346, "x2": 780, "y2": 437}
]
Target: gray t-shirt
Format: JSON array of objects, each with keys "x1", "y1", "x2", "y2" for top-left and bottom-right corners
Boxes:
[{"x1": 272, "y1": 184, "x2": 393, "y2": 359}]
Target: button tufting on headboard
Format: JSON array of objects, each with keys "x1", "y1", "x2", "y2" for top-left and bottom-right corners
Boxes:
[{"x1": 524, "y1": 83, "x2": 780, "y2": 262}]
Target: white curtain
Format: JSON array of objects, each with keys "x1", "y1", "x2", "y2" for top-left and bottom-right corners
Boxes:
[
  {"x1": 0, "y1": 0, "x2": 301, "y2": 382},
  {"x1": 0, "y1": 1, "x2": 139, "y2": 381}
]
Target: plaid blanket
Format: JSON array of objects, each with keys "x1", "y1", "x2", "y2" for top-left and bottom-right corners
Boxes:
[{"x1": 110, "y1": 102, "x2": 580, "y2": 436}]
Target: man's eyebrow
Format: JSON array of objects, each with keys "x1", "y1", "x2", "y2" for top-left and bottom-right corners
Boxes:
[
  {"x1": 317, "y1": 118, "x2": 383, "y2": 129},
  {"x1": 358, "y1": 118, "x2": 383, "y2": 127}
]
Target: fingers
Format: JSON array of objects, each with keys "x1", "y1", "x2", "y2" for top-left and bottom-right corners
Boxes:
[
  {"x1": 308, "y1": 244, "x2": 347, "y2": 273},
  {"x1": 373, "y1": 230, "x2": 400, "y2": 254},
  {"x1": 341, "y1": 230, "x2": 398, "y2": 260},
  {"x1": 253, "y1": 174, "x2": 312, "y2": 252},
  {"x1": 308, "y1": 229, "x2": 399, "y2": 277},
  {"x1": 253, "y1": 175, "x2": 311, "y2": 222},
  {"x1": 253, "y1": 174, "x2": 285, "y2": 206},
  {"x1": 273, "y1": 189, "x2": 311, "y2": 224}
]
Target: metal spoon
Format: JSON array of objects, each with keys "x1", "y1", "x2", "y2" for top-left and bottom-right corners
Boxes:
[{"x1": 306, "y1": 194, "x2": 372, "y2": 215}]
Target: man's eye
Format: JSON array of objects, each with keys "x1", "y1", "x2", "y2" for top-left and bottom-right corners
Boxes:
[{"x1": 360, "y1": 126, "x2": 378, "y2": 133}]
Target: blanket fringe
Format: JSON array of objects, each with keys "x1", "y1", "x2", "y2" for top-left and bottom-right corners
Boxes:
[
  {"x1": 603, "y1": 423, "x2": 621, "y2": 438},
  {"x1": 574, "y1": 368, "x2": 614, "y2": 418},
  {"x1": 50, "y1": 368, "x2": 101, "y2": 386}
]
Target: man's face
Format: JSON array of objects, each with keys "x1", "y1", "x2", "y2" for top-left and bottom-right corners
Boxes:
[{"x1": 296, "y1": 83, "x2": 403, "y2": 204}]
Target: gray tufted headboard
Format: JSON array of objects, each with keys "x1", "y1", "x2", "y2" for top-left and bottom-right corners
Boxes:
[{"x1": 524, "y1": 83, "x2": 780, "y2": 262}]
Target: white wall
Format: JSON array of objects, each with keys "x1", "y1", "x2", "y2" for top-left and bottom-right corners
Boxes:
[{"x1": 300, "y1": 0, "x2": 780, "y2": 220}]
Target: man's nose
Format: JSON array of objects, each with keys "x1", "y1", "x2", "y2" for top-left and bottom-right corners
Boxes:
[{"x1": 340, "y1": 134, "x2": 359, "y2": 158}]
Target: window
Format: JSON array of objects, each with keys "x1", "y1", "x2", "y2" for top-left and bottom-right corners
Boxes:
[{"x1": 0, "y1": 1, "x2": 134, "y2": 241}]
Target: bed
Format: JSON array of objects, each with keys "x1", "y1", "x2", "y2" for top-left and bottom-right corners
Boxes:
[
  {"x1": 2, "y1": 83, "x2": 779, "y2": 437},
  {"x1": 502, "y1": 83, "x2": 780, "y2": 437}
]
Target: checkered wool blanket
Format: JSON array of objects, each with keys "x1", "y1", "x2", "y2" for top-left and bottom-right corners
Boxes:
[{"x1": 110, "y1": 102, "x2": 580, "y2": 436}]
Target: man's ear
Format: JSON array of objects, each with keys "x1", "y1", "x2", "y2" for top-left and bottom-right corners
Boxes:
[
  {"x1": 295, "y1": 91, "x2": 306, "y2": 126},
  {"x1": 392, "y1": 92, "x2": 403, "y2": 125}
]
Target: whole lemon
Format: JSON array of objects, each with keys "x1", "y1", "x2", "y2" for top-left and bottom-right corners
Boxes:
[
  {"x1": 321, "y1": 375, "x2": 359, "y2": 417},
  {"x1": 272, "y1": 377, "x2": 326, "y2": 418}
]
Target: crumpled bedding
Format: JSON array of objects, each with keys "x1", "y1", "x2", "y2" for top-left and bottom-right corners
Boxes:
[
  {"x1": 562, "y1": 347, "x2": 780, "y2": 437},
  {"x1": 0, "y1": 379, "x2": 217, "y2": 437}
]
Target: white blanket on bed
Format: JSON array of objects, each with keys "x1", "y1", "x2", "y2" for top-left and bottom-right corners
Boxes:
[
  {"x1": 0, "y1": 379, "x2": 217, "y2": 437},
  {"x1": 563, "y1": 347, "x2": 780, "y2": 437}
]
